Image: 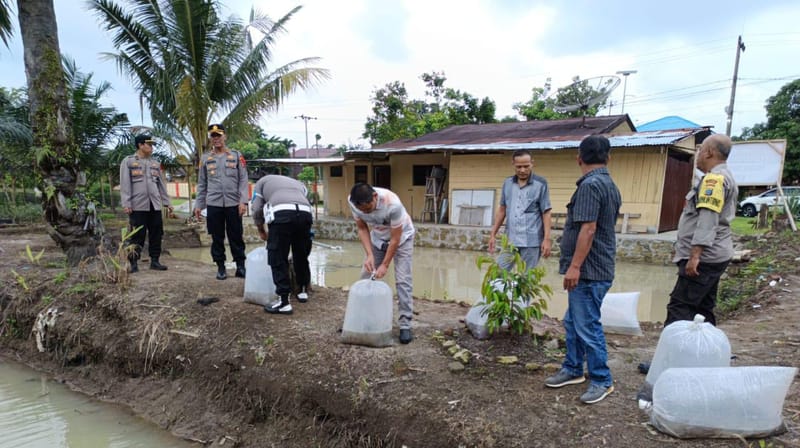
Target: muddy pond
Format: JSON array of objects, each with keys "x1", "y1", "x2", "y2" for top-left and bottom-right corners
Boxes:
[
  {"x1": 0, "y1": 358, "x2": 196, "y2": 448},
  {"x1": 170, "y1": 239, "x2": 676, "y2": 323}
]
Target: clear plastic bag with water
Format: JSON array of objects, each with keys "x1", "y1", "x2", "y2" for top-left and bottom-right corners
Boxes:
[
  {"x1": 465, "y1": 280, "x2": 527, "y2": 339},
  {"x1": 650, "y1": 366, "x2": 797, "y2": 438},
  {"x1": 599, "y1": 291, "x2": 642, "y2": 336},
  {"x1": 638, "y1": 314, "x2": 731, "y2": 405},
  {"x1": 466, "y1": 302, "x2": 490, "y2": 340},
  {"x1": 243, "y1": 246, "x2": 276, "y2": 306},
  {"x1": 341, "y1": 279, "x2": 394, "y2": 347}
]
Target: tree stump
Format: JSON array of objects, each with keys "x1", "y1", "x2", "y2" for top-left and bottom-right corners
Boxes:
[{"x1": 756, "y1": 205, "x2": 769, "y2": 229}]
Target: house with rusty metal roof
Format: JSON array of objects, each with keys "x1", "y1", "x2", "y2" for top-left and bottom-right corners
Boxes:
[{"x1": 320, "y1": 114, "x2": 712, "y2": 233}]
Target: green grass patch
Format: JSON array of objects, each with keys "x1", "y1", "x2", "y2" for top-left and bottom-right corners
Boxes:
[
  {"x1": 730, "y1": 216, "x2": 767, "y2": 236},
  {"x1": 67, "y1": 283, "x2": 97, "y2": 295}
]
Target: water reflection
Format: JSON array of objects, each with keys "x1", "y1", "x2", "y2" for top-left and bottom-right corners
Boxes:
[
  {"x1": 0, "y1": 358, "x2": 196, "y2": 448},
  {"x1": 171, "y1": 239, "x2": 675, "y2": 323}
]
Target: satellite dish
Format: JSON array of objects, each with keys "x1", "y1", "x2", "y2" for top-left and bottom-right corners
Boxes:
[{"x1": 549, "y1": 76, "x2": 621, "y2": 125}]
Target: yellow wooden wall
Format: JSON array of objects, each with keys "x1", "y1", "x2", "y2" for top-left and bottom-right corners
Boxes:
[
  {"x1": 326, "y1": 144, "x2": 672, "y2": 232},
  {"x1": 324, "y1": 154, "x2": 450, "y2": 219},
  {"x1": 448, "y1": 147, "x2": 668, "y2": 231},
  {"x1": 389, "y1": 153, "x2": 450, "y2": 220},
  {"x1": 324, "y1": 164, "x2": 350, "y2": 217}
]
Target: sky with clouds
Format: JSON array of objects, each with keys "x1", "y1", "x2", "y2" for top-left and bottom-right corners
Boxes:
[{"x1": 2, "y1": 0, "x2": 799, "y2": 150}]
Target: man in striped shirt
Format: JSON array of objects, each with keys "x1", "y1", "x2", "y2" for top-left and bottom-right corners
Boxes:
[{"x1": 544, "y1": 135, "x2": 622, "y2": 405}]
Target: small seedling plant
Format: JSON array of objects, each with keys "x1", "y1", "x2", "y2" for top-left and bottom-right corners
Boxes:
[{"x1": 476, "y1": 235, "x2": 552, "y2": 335}]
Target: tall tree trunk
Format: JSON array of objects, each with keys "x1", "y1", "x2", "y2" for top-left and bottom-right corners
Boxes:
[
  {"x1": 108, "y1": 173, "x2": 115, "y2": 211},
  {"x1": 99, "y1": 174, "x2": 106, "y2": 206},
  {"x1": 17, "y1": 0, "x2": 105, "y2": 264}
]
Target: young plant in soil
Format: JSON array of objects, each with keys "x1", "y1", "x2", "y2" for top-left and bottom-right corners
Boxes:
[{"x1": 476, "y1": 235, "x2": 552, "y2": 335}]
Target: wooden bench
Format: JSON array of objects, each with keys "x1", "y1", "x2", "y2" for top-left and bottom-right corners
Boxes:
[{"x1": 551, "y1": 212, "x2": 642, "y2": 234}]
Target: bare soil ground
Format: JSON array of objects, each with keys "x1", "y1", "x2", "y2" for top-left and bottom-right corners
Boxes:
[{"x1": 0, "y1": 222, "x2": 798, "y2": 447}]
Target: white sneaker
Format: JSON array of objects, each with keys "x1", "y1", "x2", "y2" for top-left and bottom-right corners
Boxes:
[
  {"x1": 297, "y1": 287, "x2": 309, "y2": 303},
  {"x1": 264, "y1": 300, "x2": 293, "y2": 315}
]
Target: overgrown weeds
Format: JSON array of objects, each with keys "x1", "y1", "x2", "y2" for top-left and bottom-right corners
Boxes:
[
  {"x1": 81, "y1": 225, "x2": 140, "y2": 289},
  {"x1": 719, "y1": 230, "x2": 800, "y2": 316}
]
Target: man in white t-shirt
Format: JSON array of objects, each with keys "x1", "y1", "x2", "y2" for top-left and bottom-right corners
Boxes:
[{"x1": 349, "y1": 183, "x2": 416, "y2": 344}]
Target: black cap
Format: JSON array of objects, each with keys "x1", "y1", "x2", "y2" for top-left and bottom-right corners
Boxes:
[
  {"x1": 134, "y1": 134, "x2": 155, "y2": 146},
  {"x1": 208, "y1": 123, "x2": 225, "y2": 135}
]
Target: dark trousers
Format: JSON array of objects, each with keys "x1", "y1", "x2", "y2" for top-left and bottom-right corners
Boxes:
[
  {"x1": 129, "y1": 204, "x2": 163, "y2": 260},
  {"x1": 206, "y1": 205, "x2": 245, "y2": 263},
  {"x1": 267, "y1": 210, "x2": 313, "y2": 297},
  {"x1": 665, "y1": 259, "x2": 730, "y2": 327}
]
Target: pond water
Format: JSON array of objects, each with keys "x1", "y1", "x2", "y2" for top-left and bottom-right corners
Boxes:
[
  {"x1": 0, "y1": 358, "x2": 197, "y2": 448},
  {"x1": 171, "y1": 239, "x2": 676, "y2": 323}
]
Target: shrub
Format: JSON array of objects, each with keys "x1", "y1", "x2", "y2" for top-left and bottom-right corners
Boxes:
[
  {"x1": 0, "y1": 203, "x2": 43, "y2": 224},
  {"x1": 475, "y1": 235, "x2": 551, "y2": 335}
]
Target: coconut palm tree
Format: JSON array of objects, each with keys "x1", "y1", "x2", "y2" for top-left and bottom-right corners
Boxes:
[
  {"x1": 88, "y1": 0, "x2": 329, "y2": 170},
  {"x1": 11, "y1": 0, "x2": 105, "y2": 262}
]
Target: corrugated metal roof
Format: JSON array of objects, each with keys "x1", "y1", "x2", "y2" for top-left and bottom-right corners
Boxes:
[
  {"x1": 289, "y1": 147, "x2": 340, "y2": 158},
  {"x1": 251, "y1": 157, "x2": 345, "y2": 165},
  {"x1": 360, "y1": 115, "x2": 633, "y2": 152},
  {"x1": 348, "y1": 129, "x2": 700, "y2": 154}
]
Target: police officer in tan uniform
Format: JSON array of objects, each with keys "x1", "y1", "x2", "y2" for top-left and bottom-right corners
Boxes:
[
  {"x1": 194, "y1": 124, "x2": 249, "y2": 280},
  {"x1": 251, "y1": 175, "x2": 314, "y2": 315},
  {"x1": 636, "y1": 134, "x2": 739, "y2": 390},
  {"x1": 666, "y1": 133, "x2": 738, "y2": 326},
  {"x1": 120, "y1": 134, "x2": 173, "y2": 273}
]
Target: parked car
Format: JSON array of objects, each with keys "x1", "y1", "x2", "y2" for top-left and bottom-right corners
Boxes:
[{"x1": 738, "y1": 186, "x2": 800, "y2": 217}]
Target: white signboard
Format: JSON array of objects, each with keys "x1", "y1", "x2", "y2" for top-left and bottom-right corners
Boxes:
[{"x1": 727, "y1": 140, "x2": 786, "y2": 186}]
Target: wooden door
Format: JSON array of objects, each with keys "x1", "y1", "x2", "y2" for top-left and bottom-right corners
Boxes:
[{"x1": 659, "y1": 154, "x2": 693, "y2": 232}]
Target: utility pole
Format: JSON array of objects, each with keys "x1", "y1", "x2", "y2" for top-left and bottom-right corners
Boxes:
[
  {"x1": 294, "y1": 114, "x2": 317, "y2": 158},
  {"x1": 616, "y1": 70, "x2": 637, "y2": 115},
  {"x1": 725, "y1": 35, "x2": 746, "y2": 136}
]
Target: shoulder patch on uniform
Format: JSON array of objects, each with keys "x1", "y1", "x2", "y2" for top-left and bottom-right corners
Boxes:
[{"x1": 696, "y1": 173, "x2": 725, "y2": 213}]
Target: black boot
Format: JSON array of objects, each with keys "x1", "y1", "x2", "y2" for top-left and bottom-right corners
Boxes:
[
  {"x1": 150, "y1": 257, "x2": 168, "y2": 271},
  {"x1": 216, "y1": 261, "x2": 227, "y2": 280},
  {"x1": 235, "y1": 260, "x2": 246, "y2": 278},
  {"x1": 129, "y1": 259, "x2": 139, "y2": 273}
]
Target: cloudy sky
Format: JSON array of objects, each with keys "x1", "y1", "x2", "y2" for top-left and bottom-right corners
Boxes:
[{"x1": 2, "y1": 0, "x2": 799, "y2": 149}]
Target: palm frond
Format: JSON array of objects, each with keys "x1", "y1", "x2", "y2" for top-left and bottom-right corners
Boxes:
[
  {"x1": 91, "y1": 0, "x2": 328, "y2": 159},
  {"x1": 0, "y1": 0, "x2": 14, "y2": 48}
]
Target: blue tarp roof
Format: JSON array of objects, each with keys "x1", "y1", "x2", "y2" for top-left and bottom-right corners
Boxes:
[{"x1": 636, "y1": 116, "x2": 702, "y2": 131}]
